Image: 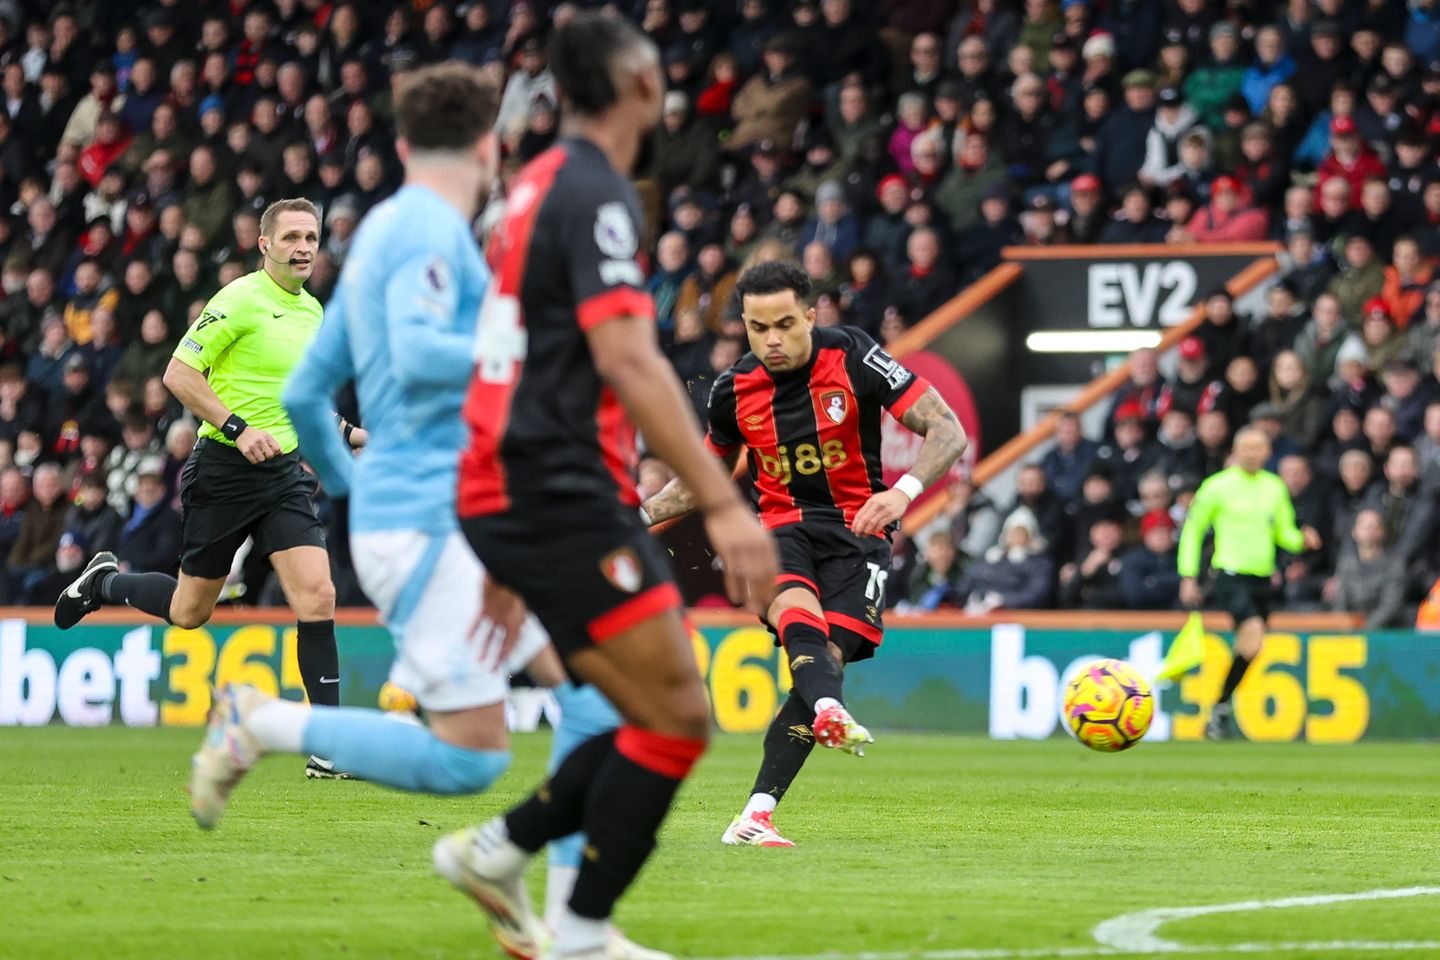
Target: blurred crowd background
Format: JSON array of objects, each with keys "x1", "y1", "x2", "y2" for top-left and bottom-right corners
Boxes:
[{"x1": 0, "y1": 0, "x2": 1436, "y2": 622}]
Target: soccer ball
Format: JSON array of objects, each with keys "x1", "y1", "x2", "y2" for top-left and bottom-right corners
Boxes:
[
  {"x1": 1063, "y1": 658, "x2": 1154, "y2": 752},
  {"x1": 378, "y1": 681, "x2": 419, "y2": 714}
]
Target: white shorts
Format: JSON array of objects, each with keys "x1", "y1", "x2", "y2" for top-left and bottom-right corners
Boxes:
[{"x1": 351, "y1": 529, "x2": 551, "y2": 712}]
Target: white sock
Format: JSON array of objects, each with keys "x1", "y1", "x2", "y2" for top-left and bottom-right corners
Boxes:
[
  {"x1": 551, "y1": 905, "x2": 607, "y2": 956},
  {"x1": 244, "y1": 698, "x2": 310, "y2": 753},
  {"x1": 545, "y1": 864, "x2": 578, "y2": 931},
  {"x1": 741, "y1": 792, "x2": 777, "y2": 819},
  {"x1": 472, "y1": 817, "x2": 531, "y2": 877},
  {"x1": 813, "y1": 697, "x2": 842, "y2": 714}
]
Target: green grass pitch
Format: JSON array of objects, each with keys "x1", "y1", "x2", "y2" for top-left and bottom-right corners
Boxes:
[{"x1": 1, "y1": 728, "x2": 1436, "y2": 960}]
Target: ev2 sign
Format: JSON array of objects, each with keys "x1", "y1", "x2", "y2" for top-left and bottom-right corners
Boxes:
[{"x1": 1087, "y1": 261, "x2": 1197, "y2": 328}]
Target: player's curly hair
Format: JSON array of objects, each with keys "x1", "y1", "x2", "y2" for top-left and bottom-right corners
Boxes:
[
  {"x1": 735, "y1": 260, "x2": 811, "y2": 304},
  {"x1": 549, "y1": 12, "x2": 656, "y2": 118}
]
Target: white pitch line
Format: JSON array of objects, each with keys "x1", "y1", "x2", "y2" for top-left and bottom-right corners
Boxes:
[
  {"x1": 693, "y1": 886, "x2": 1440, "y2": 960},
  {"x1": 1092, "y1": 885, "x2": 1440, "y2": 953},
  {"x1": 695, "y1": 940, "x2": 1440, "y2": 960}
]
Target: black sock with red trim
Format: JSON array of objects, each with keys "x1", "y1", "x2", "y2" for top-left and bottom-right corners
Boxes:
[
  {"x1": 750, "y1": 692, "x2": 816, "y2": 803},
  {"x1": 568, "y1": 726, "x2": 706, "y2": 919},
  {"x1": 778, "y1": 608, "x2": 844, "y2": 710},
  {"x1": 505, "y1": 731, "x2": 617, "y2": 853}
]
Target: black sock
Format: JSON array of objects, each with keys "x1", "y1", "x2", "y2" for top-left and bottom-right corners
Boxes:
[
  {"x1": 1217, "y1": 652, "x2": 1253, "y2": 704},
  {"x1": 779, "y1": 609, "x2": 844, "y2": 710},
  {"x1": 568, "y1": 726, "x2": 704, "y2": 920},
  {"x1": 506, "y1": 731, "x2": 617, "y2": 854},
  {"x1": 296, "y1": 619, "x2": 340, "y2": 707},
  {"x1": 100, "y1": 572, "x2": 176, "y2": 623},
  {"x1": 750, "y1": 693, "x2": 816, "y2": 804}
]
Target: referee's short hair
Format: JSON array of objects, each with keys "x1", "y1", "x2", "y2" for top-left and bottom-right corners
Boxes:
[
  {"x1": 395, "y1": 61, "x2": 499, "y2": 152},
  {"x1": 259, "y1": 198, "x2": 320, "y2": 238}
]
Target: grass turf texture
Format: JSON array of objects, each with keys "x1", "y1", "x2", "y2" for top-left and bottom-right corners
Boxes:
[{"x1": 1, "y1": 728, "x2": 1436, "y2": 960}]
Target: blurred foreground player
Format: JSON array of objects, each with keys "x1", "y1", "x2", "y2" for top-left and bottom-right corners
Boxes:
[
  {"x1": 641, "y1": 261, "x2": 967, "y2": 846},
  {"x1": 440, "y1": 14, "x2": 778, "y2": 960}
]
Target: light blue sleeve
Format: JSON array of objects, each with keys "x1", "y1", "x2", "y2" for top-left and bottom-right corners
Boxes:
[
  {"x1": 385, "y1": 251, "x2": 474, "y2": 391},
  {"x1": 283, "y1": 297, "x2": 358, "y2": 497}
]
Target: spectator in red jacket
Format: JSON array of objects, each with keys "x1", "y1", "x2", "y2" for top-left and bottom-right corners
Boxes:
[
  {"x1": 1177, "y1": 175, "x2": 1269, "y2": 242},
  {"x1": 76, "y1": 113, "x2": 131, "y2": 188},
  {"x1": 1315, "y1": 114, "x2": 1387, "y2": 209}
]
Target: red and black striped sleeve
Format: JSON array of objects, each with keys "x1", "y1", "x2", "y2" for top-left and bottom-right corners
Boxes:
[
  {"x1": 562, "y1": 168, "x2": 655, "y2": 332},
  {"x1": 704, "y1": 367, "x2": 740, "y2": 458},
  {"x1": 843, "y1": 330, "x2": 929, "y2": 419}
]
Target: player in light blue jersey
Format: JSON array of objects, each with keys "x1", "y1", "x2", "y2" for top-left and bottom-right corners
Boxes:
[{"x1": 186, "y1": 66, "x2": 628, "y2": 949}]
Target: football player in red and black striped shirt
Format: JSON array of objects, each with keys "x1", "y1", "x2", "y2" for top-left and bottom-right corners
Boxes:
[
  {"x1": 445, "y1": 16, "x2": 778, "y2": 959},
  {"x1": 641, "y1": 261, "x2": 967, "y2": 847}
]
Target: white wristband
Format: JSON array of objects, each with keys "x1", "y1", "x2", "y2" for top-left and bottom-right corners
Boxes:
[
  {"x1": 893, "y1": 473, "x2": 925, "y2": 501},
  {"x1": 638, "y1": 505, "x2": 652, "y2": 526}
]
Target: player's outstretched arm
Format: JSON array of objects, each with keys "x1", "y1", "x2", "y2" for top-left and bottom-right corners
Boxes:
[
  {"x1": 589, "y1": 316, "x2": 778, "y2": 612},
  {"x1": 852, "y1": 386, "x2": 967, "y2": 537},
  {"x1": 641, "y1": 447, "x2": 741, "y2": 527}
]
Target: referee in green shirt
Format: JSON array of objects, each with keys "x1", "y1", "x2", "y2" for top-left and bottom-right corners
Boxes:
[
  {"x1": 56, "y1": 199, "x2": 361, "y2": 775},
  {"x1": 1178, "y1": 426, "x2": 1321, "y2": 739}
]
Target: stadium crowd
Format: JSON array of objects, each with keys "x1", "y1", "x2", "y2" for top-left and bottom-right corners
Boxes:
[{"x1": 0, "y1": 0, "x2": 1436, "y2": 620}]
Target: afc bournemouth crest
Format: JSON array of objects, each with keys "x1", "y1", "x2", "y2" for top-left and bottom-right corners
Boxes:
[
  {"x1": 821, "y1": 391, "x2": 848, "y2": 424},
  {"x1": 600, "y1": 547, "x2": 643, "y2": 593}
]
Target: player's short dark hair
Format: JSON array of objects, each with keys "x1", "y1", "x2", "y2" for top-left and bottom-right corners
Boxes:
[
  {"x1": 549, "y1": 12, "x2": 656, "y2": 118},
  {"x1": 259, "y1": 198, "x2": 319, "y2": 238},
  {"x1": 735, "y1": 260, "x2": 811, "y2": 305},
  {"x1": 395, "y1": 61, "x2": 500, "y2": 152}
]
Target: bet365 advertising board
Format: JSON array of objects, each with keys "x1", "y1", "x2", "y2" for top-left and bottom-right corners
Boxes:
[{"x1": 1, "y1": 617, "x2": 1436, "y2": 741}]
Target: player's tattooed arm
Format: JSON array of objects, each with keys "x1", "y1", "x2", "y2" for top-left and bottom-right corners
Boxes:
[
  {"x1": 898, "y1": 387, "x2": 968, "y2": 488},
  {"x1": 851, "y1": 387, "x2": 965, "y2": 537},
  {"x1": 641, "y1": 448, "x2": 742, "y2": 526}
]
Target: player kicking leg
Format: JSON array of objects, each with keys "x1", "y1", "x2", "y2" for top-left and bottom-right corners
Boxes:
[{"x1": 723, "y1": 528, "x2": 882, "y2": 848}]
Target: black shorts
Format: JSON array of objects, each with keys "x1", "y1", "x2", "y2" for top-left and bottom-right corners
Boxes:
[
  {"x1": 461, "y1": 500, "x2": 681, "y2": 658},
  {"x1": 769, "y1": 522, "x2": 890, "y2": 663},
  {"x1": 1209, "y1": 571, "x2": 1273, "y2": 625},
  {"x1": 178, "y1": 439, "x2": 326, "y2": 579}
]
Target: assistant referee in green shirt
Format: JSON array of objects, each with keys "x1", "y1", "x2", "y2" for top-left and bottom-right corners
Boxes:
[
  {"x1": 1178, "y1": 426, "x2": 1321, "y2": 740},
  {"x1": 56, "y1": 199, "x2": 361, "y2": 775}
]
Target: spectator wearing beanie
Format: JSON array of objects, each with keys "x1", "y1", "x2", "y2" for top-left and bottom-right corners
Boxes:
[
  {"x1": 1178, "y1": 175, "x2": 1269, "y2": 242},
  {"x1": 1137, "y1": 86, "x2": 1198, "y2": 189},
  {"x1": 1329, "y1": 236, "x2": 1388, "y2": 326},
  {"x1": 1184, "y1": 22, "x2": 1246, "y2": 128},
  {"x1": 1316, "y1": 114, "x2": 1388, "y2": 209},
  {"x1": 1119, "y1": 510, "x2": 1180, "y2": 610}
]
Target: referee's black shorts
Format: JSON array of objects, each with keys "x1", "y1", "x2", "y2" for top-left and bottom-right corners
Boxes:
[
  {"x1": 178, "y1": 438, "x2": 326, "y2": 579},
  {"x1": 1209, "y1": 571, "x2": 1274, "y2": 626}
]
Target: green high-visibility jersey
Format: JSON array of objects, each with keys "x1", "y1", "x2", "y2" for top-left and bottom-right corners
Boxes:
[
  {"x1": 1177, "y1": 465, "x2": 1306, "y2": 578},
  {"x1": 172, "y1": 269, "x2": 324, "y2": 454}
]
